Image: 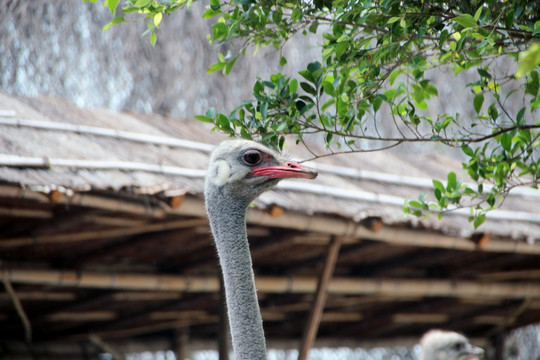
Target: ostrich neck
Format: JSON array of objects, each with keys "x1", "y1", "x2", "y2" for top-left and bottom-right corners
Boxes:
[{"x1": 206, "y1": 189, "x2": 267, "y2": 360}]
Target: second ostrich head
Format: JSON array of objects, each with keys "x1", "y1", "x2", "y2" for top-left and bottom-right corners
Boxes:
[{"x1": 419, "y1": 330, "x2": 484, "y2": 360}]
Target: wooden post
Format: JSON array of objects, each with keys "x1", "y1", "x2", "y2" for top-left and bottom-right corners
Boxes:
[
  {"x1": 88, "y1": 334, "x2": 125, "y2": 360},
  {"x1": 173, "y1": 327, "x2": 189, "y2": 360},
  {"x1": 298, "y1": 236, "x2": 342, "y2": 360},
  {"x1": 218, "y1": 273, "x2": 229, "y2": 360},
  {"x1": 493, "y1": 331, "x2": 506, "y2": 360}
]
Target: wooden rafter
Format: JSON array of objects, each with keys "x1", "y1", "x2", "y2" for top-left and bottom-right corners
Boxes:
[
  {"x1": 3, "y1": 268, "x2": 540, "y2": 300},
  {"x1": 2, "y1": 184, "x2": 540, "y2": 255}
]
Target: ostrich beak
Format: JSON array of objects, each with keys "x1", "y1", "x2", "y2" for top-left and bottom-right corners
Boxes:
[
  {"x1": 251, "y1": 161, "x2": 318, "y2": 179},
  {"x1": 464, "y1": 344, "x2": 484, "y2": 359}
]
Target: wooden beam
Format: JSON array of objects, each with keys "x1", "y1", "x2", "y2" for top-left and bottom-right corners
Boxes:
[
  {"x1": 0, "y1": 291, "x2": 75, "y2": 301},
  {"x1": 73, "y1": 315, "x2": 217, "y2": 339},
  {"x1": 320, "y1": 312, "x2": 363, "y2": 322},
  {"x1": 47, "y1": 311, "x2": 116, "y2": 322},
  {"x1": 0, "y1": 206, "x2": 52, "y2": 218},
  {"x1": 478, "y1": 269, "x2": 540, "y2": 281},
  {"x1": 3, "y1": 184, "x2": 539, "y2": 255},
  {"x1": 111, "y1": 291, "x2": 182, "y2": 301},
  {"x1": 0, "y1": 184, "x2": 169, "y2": 218},
  {"x1": 298, "y1": 236, "x2": 342, "y2": 360},
  {"x1": 0, "y1": 218, "x2": 208, "y2": 247},
  {"x1": 392, "y1": 313, "x2": 449, "y2": 324},
  {"x1": 149, "y1": 310, "x2": 208, "y2": 321},
  {"x1": 82, "y1": 214, "x2": 148, "y2": 227},
  {"x1": 472, "y1": 315, "x2": 507, "y2": 325},
  {"x1": 173, "y1": 197, "x2": 540, "y2": 255},
  {"x1": 4, "y1": 268, "x2": 540, "y2": 299}
]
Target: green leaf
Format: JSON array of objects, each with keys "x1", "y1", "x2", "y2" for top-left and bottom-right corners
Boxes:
[
  {"x1": 289, "y1": 79, "x2": 298, "y2": 94},
  {"x1": 225, "y1": 56, "x2": 238, "y2": 75},
  {"x1": 309, "y1": 21, "x2": 319, "y2": 33},
  {"x1": 447, "y1": 171, "x2": 457, "y2": 191},
  {"x1": 132, "y1": 0, "x2": 151, "y2": 7},
  {"x1": 477, "y1": 68, "x2": 491, "y2": 79},
  {"x1": 516, "y1": 43, "x2": 540, "y2": 78},
  {"x1": 452, "y1": 14, "x2": 477, "y2": 28},
  {"x1": 105, "y1": 0, "x2": 120, "y2": 15},
  {"x1": 462, "y1": 144, "x2": 474, "y2": 157},
  {"x1": 516, "y1": 107, "x2": 526, "y2": 124},
  {"x1": 473, "y1": 213, "x2": 486, "y2": 229},
  {"x1": 488, "y1": 103, "x2": 498, "y2": 120},
  {"x1": 474, "y1": 7, "x2": 483, "y2": 21},
  {"x1": 473, "y1": 93, "x2": 484, "y2": 113},
  {"x1": 500, "y1": 133, "x2": 512, "y2": 152},
  {"x1": 103, "y1": 22, "x2": 114, "y2": 31},
  {"x1": 300, "y1": 82, "x2": 316, "y2": 95},
  {"x1": 154, "y1": 12, "x2": 163, "y2": 28},
  {"x1": 150, "y1": 32, "x2": 157, "y2": 46},
  {"x1": 432, "y1": 179, "x2": 445, "y2": 193},
  {"x1": 194, "y1": 115, "x2": 213, "y2": 123},
  {"x1": 203, "y1": 8, "x2": 222, "y2": 18},
  {"x1": 112, "y1": 16, "x2": 124, "y2": 25},
  {"x1": 207, "y1": 61, "x2": 226, "y2": 74}
]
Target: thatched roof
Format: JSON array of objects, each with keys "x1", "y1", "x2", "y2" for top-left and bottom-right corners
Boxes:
[{"x1": 0, "y1": 92, "x2": 539, "y2": 358}]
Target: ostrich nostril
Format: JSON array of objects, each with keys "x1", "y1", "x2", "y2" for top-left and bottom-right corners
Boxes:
[{"x1": 286, "y1": 161, "x2": 297, "y2": 168}]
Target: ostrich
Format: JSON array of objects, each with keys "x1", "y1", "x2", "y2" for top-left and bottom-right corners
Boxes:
[
  {"x1": 204, "y1": 139, "x2": 317, "y2": 360},
  {"x1": 419, "y1": 330, "x2": 485, "y2": 360}
]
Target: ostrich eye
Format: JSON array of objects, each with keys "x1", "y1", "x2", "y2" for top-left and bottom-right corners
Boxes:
[
  {"x1": 242, "y1": 150, "x2": 263, "y2": 166},
  {"x1": 453, "y1": 342, "x2": 465, "y2": 351}
]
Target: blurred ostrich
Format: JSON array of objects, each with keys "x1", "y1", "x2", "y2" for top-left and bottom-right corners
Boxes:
[{"x1": 419, "y1": 330, "x2": 484, "y2": 360}]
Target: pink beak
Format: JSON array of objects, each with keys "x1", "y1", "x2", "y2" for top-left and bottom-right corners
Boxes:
[{"x1": 250, "y1": 161, "x2": 318, "y2": 179}]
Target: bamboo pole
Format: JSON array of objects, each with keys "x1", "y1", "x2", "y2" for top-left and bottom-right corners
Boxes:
[
  {"x1": 2, "y1": 116, "x2": 539, "y2": 200},
  {"x1": 298, "y1": 236, "x2": 342, "y2": 360},
  {"x1": 4, "y1": 268, "x2": 540, "y2": 299},
  {"x1": 2, "y1": 276, "x2": 32, "y2": 342},
  {"x1": 0, "y1": 117, "x2": 215, "y2": 152}
]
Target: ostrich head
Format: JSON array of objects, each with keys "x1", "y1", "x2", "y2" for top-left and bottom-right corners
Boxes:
[
  {"x1": 419, "y1": 330, "x2": 484, "y2": 360},
  {"x1": 205, "y1": 139, "x2": 317, "y2": 206}
]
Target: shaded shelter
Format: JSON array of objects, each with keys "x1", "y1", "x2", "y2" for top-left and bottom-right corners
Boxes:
[{"x1": 0, "y1": 93, "x2": 539, "y2": 358}]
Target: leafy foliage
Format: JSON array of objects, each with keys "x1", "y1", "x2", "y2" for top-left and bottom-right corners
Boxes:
[{"x1": 93, "y1": 0, "x2": 540, "y2": 227}]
